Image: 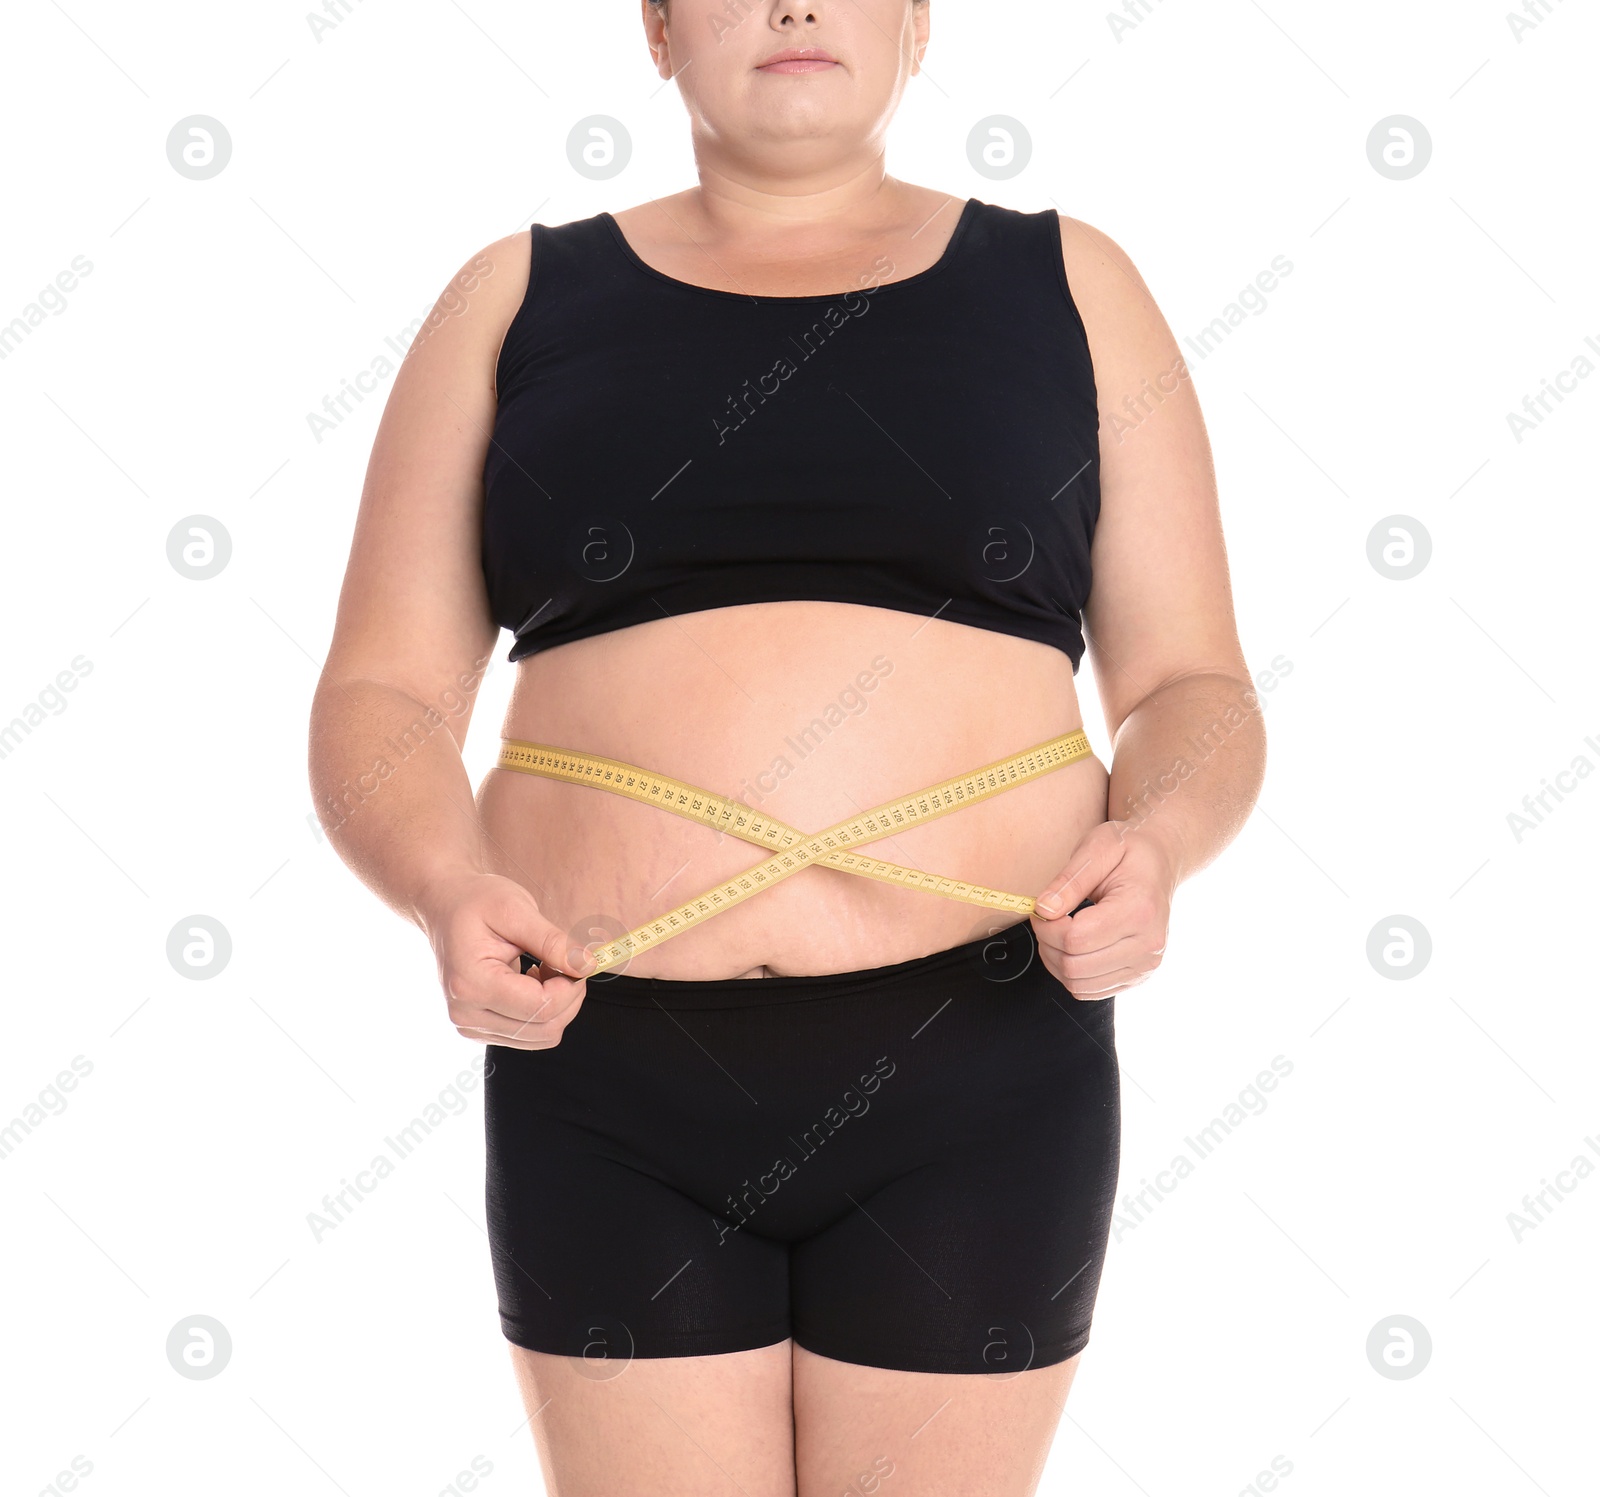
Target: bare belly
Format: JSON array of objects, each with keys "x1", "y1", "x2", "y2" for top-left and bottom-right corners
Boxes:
[{"x1": 477, "y1": 601, "x2": 1110, "y2": 979}]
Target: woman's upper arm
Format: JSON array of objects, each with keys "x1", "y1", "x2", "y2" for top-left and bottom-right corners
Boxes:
[
  {"x1": 1058, "y1": 215, "x2": 1249, "y2": 737},
  {"x1": 320, "y1": 232, "x2": 532, "y2": 734}
]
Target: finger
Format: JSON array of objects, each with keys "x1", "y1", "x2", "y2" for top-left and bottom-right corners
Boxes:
[
  {"x1": 1031, "y1": 897, "x2": 1129, "y2": 957},
  {"x1": 1067, "y1": 974, "x2": 1133, "y2": 999},
  {"x1": 464, "y1": 1000, "x2": 580, "y2": 1046},
  {"x1": 525, "y1": 954, "x2": 594, "y2": 1026},
  {"x1": 1039, "y1": 867, "x2": 1162, "y2": 952},
  {"x1": 1070, "y1": 970, "x2": 1154, "y2": 1002},
  {"x1": 473, "y1": 962, "x2": 587, "y2": 1032},
  {"x1": 445, "y1": 947, "x2": 585, "y2": 1035},
  {"x1": 1039, "y1": 957, "x2": 1132, "y2": 1002},
  {"x1": 1040, "y1": 931, "x2": 1152, "y2": 982},
  {"x1": 1056, "y1": 963, "x2": 1142, "y2": 995},
  {"x1": 528, "y1": 949, "x2": 595, "y2": 984},
  {"x1": 1040, "y1": 947, "x2": 1138, "y2": 991},
  {"x1": 454, "y1": 1026, "x2": 561, "y2": 1052},
  {"x1": 1034, "y1": 827, "x2": 1126, "y2": 918},
  {"x1": 454, "y1": 990, "x2": 578, "y2": 1045},
  {"x1": 494, "y1": 907, "x2": 597, "y2": 981}
]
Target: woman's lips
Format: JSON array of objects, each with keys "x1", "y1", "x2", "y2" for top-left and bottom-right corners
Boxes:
[{"x1": 757, "y1": 58, "x2": 839, "y2": 73}]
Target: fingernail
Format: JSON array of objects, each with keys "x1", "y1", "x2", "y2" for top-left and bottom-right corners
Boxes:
[
  {"x1": 1036, "y1": 893, "x2": 1063, "y2": 916},
  {"x1": 567, "y1": 947, "x2": 589, "y2": 972}
]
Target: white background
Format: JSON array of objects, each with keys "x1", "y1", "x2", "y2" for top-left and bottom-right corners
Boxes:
[{"x1": 2, "y1": 1, "x2": 1596, "y2": 1493}]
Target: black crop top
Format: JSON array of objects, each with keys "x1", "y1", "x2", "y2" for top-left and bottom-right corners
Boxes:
[{"x1": 482, "y1": 196, "x2": 1102, "y2": 671}]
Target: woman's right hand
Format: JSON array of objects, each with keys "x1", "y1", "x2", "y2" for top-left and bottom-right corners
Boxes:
[{"x1": 414, "y1": 871, "x2": 595, "y2": 1051}]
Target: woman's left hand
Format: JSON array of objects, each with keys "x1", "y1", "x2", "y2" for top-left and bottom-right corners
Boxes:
[{"x1": 1030, "y1": 819, "x2": 1179, "y2": 1001}]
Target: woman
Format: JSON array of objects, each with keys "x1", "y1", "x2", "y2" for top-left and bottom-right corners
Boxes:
[{"x1": 309, "y1": 0, "x2": 1265, "y2": 1490}]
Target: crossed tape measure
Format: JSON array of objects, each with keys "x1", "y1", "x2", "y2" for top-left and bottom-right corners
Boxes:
[{"x1": 494, "y1": 728, "x2": 1093, "y2": 975}]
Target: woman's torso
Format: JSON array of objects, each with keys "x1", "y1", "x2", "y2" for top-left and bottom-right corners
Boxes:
[{"x1": 475, "y1": 190, "x2": 1110, "y2": 979}]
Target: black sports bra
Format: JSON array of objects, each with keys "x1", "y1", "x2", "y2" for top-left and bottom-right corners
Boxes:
[{"x1": 482, "y1": 196, "x2": 1102, "y2": 671}]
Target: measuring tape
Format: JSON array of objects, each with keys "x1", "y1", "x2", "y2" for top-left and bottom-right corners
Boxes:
[{"x1": 495, "y1": 728, "x2": 1093, "y2": 975}]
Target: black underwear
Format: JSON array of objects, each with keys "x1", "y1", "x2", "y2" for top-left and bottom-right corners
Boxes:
[{"x1": 485, "y1": 913, "x2": 1117, "y2": 1375}]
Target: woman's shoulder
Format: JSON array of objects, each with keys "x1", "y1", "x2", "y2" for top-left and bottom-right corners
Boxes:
[
  {"x1": 1053, "y1": 212, "x2": 1181, "y2": 371},
  {"x1": 444, "y1": 230, "x2": 534, "y2": 329},
  {"x1": 386, "y1": 232, "x2": 535, "y2": 395},
  {"x1": 1054, "y1": 213, "x2": 1159, "y2": 310}
]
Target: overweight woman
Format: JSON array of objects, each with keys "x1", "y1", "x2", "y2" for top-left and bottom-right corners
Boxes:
[{"x1": 308, "y1": 1, "x2": 1265, "y2": 1491}]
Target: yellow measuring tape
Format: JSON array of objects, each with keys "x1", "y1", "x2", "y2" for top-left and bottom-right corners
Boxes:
[{"x1": 495, "y1": 728, "x2": 1093, "y2": 975}]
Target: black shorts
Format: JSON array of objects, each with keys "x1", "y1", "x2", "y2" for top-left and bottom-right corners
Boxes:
[{"x1": 484, "y1": 917, "x2": 1119, "y2": 1375}]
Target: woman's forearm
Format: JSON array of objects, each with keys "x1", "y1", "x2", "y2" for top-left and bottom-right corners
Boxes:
[
  {"x1": 308, "y1": 675, "x2": 489, "y2": 929},
  {"x1": 1105, "y1": 670, "x2": 1268, "y2": 887}
]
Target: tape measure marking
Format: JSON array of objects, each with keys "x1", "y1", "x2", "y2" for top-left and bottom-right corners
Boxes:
[{"x1": 496, "y1": 729, "x2": 1092, "y2": 974}]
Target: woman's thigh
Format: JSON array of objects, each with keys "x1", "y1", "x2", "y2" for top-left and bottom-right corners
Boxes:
[
  {"x1": 792, "y1": 1346, "x2": 1081, "y2": 1497},
  {"x1": 509, "y1": 1339, "x2": 799, "y2": 1497},
  {"x1": 508, "y1": 1340, "x2": 1082, "y2": 1496}
]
